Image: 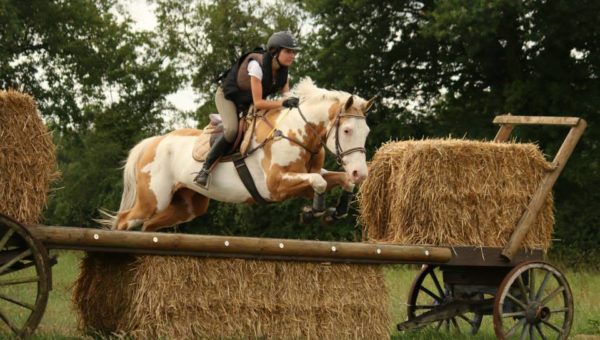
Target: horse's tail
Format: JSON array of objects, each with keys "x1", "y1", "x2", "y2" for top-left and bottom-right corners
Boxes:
[{"x1": 96, "y1": 136, "x2": 158, "y2": 229}]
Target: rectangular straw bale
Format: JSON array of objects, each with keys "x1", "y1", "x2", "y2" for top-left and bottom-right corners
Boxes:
[
  {"x1": 0, "y1": 91, "x2": 57, "y2": 223},
  {"x1": 73, "y1": 253, "x2": 390, "y2": 339},
  {"x1": 358, "y1": 139, "x2": 555, "y2": 250}
]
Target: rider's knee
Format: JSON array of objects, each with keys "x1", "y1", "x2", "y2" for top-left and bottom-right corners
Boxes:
[{"x1": 223, "y1": 127, "x2": 238, "y2": 143}]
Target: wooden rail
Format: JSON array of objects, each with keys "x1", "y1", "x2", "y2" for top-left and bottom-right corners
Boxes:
[
  {"x1": 493, "y1": 115, "x2": 582, "y2": 127},
  {"x1": 27, "y1": 225, "x2": 452, "y2": 264}
]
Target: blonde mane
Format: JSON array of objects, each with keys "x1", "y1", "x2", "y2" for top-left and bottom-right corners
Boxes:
[{"x1": 293, "y1": 77, "x2": 364, "y2": 105}]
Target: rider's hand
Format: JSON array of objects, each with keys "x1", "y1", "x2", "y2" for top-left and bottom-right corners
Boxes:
[{"x1": 282, "y1": 97, "x2": 299, "y2": 108}]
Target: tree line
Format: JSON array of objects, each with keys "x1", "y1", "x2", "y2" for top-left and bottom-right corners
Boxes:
[{"x1": 1, "y1": 0, "x2": 598, "y2": 259}]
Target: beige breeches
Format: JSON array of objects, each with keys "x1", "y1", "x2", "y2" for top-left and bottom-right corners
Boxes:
[{"x1": 215, "y1": 87, "x2": 238, "y2": 142}]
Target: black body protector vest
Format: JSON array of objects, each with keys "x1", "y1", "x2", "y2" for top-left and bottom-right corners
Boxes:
[{"x1": 222, "y1": 51, "x2": 288, "y2": 113}]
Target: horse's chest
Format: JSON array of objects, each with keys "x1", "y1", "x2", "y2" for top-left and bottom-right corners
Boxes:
[{"x1": 269, "y1": 140, "x2": 304, "y2": 167}]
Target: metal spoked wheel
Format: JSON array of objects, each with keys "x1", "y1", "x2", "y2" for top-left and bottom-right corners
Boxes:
[
  {"x1": 406, "y1": 265, "x2": 483, "y2": 334},
  {"x1": 0, "y1": 214, "x2": 51, "y2": 338},
  {"x1": 493, "y1": 261, "x2": 574, "y2": 339}
]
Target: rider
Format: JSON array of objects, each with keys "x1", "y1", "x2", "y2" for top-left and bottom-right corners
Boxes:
[{"x1": 193, "y1": 31, "x2": 301, "y2": 186}]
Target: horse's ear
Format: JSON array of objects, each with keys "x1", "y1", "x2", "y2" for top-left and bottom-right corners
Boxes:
[
  {"x1": 344, "y1": 96, "x2": 354, "y2": 112},
  {"x1": 363, "y1": 95, "x2": 377, "y2": 114}
]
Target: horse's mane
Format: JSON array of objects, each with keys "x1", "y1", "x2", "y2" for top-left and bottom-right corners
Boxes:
[{"x1": 292, "y1": 77, "x2": 358, "y2": 105}]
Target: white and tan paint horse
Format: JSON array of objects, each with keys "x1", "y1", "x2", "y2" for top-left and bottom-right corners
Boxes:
[{"x1": 110, "y1": 78, "x2": 373, "y2": 232}]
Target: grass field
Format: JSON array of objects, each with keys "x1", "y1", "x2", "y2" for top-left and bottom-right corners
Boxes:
[{"x1": 3, "y1": 251, "x2": 600, "y2": 339}]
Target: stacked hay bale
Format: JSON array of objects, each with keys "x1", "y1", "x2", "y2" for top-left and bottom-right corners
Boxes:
[
  {"x1": 0, "y1": 90, "x2": 57, "y2": 223},
  {"x1": 358, "y1": 139, "x2": 554, "y2": 250},
  {"x1": 74, "y1": 253, "x2": 389, "y2": 339}
]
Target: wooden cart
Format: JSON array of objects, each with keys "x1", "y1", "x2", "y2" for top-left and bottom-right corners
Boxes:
[{"x1": 0, "y1": 115, "x2": 586, "y2": 339}]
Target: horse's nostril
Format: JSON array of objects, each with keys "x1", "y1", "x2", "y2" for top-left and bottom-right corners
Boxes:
[{"x1": 352, "y1": 170, "x2": 359, "y2": 178}]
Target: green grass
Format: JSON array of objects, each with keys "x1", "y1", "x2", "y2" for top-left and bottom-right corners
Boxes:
[{"x1": 2, "y1": 251, "x2": 599, "y2": 339}]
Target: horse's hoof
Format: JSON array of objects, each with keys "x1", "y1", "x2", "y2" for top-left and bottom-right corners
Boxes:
[
  {"x1": 334, "y1": 212, "x2": 348, "y2": 219},
  {"x1": 320, "y1": 208, "x2": 337, "y2": 226},
  {"x1": 312, "y1": 209, "x2": 326, "y2": 217},
  {"x1": 299, "y1": 206, "x2": 314, "y2": 224}
]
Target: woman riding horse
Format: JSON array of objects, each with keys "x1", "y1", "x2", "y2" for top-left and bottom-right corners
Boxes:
[{"x1": 193, "y1": 31, "x2": 301, "y2": 186}]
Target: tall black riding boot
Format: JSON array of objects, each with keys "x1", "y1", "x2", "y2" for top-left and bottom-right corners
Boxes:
[{"x1": 193, "y1": 135, "x2": 232, "y2": 186}]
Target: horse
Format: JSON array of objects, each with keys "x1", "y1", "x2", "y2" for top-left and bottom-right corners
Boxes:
[{"x1": 109, "y1": 78, "x2": 373, "y2": 232}]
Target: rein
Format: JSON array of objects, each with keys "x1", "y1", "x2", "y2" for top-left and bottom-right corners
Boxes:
[{"x1": 243, "y1": 103, "x2": 367, "y2": 171}]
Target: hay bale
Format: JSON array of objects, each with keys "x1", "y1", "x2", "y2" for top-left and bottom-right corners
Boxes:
[
  {"x1": 358, "y1": 139, "x2": 554, "y2": 250},
  {"x1": 73, "y1": 253, "x2": 390, "y2": 339},
  {"x1": 0, "y1": 90, "x2": 57, "y2": 223},
  {"x1": 73, "y1": 253, "x2": 137, "y2": 332}
]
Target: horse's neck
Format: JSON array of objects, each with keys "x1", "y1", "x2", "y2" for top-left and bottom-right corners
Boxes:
[
  {"x1": 248, "y1": 101, "x2": 332, "y2": 150},
  {"x1": 298, "y1": 100, "x2": 333, "y2": 126}
]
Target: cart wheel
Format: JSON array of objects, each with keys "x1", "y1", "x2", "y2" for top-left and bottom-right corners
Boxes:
[
  {"x1": 0, "y1": 214, "x2": 51, "y2": 338},
  {"x1": 493, "y1": 261, "x2": 573, "y2": 340},
  {"x1": 407, "y1": 265, "x2": 483, "y2": 334}
]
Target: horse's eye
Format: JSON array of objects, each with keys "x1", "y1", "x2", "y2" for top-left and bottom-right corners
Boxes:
[{"x1": 344, "y1": 129, "x2": 351, "y2": 134}]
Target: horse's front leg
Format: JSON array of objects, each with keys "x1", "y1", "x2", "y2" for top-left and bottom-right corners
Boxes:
[
  {"x1": 272, "y1": 171, "x2": 328, "y2": 198},
  {"x1": 269, "y1": 171, "x2": 328, "y2": 217},
  {"x1": 320, "y1": 169, "x2": 355, "y2": 220},
  {"x1": 320, "y1": 169, "x2": 354, "y2": 192}
]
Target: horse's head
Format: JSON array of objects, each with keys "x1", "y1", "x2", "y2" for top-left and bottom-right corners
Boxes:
[{"x1": 325, "y1": 95, "x2": 375, "y2": 184}]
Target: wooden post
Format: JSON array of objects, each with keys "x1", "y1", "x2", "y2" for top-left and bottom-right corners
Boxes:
[
  {"x1": 27, "y1": 225, "x2": 452, "y2": 264},
  {"x1": 494, "y1": 124, "x2": 514, "y2": 142},
  {"x1": 493, "y1": 113, "x2": 514, "y2": 142},
  {"x1": 499, "y1": 117, "x2": 587, "y2": 261}
]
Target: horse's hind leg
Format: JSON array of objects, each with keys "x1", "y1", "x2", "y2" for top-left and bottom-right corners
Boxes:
[
  {"x1": 115, "y1": 200, "x2": 155, "y2": 231},
  {"x1": 115, "y1": 171, "x2": 164, "y2": 230},
  {"x1": 142, "y1": 189, "x2": 209, "y2": 232}
]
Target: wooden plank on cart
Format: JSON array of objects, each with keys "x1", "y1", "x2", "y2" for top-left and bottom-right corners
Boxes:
[
  {"x1": 26, "y1": 225, "x2": 453, "y2": 265},
  {"x1": 493, "y1": 115, "x2": 582, "y2": 126}
]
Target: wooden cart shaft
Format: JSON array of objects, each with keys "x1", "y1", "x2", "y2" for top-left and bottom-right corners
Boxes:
[{"x1": 493, "y1": 115, "x2": 587, "y2": 261}]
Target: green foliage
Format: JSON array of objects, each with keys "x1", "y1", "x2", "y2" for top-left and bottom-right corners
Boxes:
[
  {"x1": 1, "y1": 0, "x2": 182, "y2": 226},
  {"x1": 300, "y1": 0, "x2": 600, "y2": 250},
  {"x1": 154, "y1": 0, "x2": 305, "y2": 121},
  {"x1": 2, "y1": 0, "x2": 597, "y2": 249}
]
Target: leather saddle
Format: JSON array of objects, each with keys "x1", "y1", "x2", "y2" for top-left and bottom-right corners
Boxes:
[{"x1": 192, "y1": 113, "x2": 253, "y2": 162}]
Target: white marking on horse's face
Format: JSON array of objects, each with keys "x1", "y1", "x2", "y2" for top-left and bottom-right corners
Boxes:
[{"x1": 327, "y1": 115, "x2": 370, "y2": 184}]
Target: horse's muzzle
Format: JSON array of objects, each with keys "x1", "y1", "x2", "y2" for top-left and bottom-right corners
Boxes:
[{"x1": 349, "y1": 168, "x2": 368, "y2": 184}]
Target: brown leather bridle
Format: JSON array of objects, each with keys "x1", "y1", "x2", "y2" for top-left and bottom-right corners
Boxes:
[{"x1": 297, "y1": 104, "x2": 367, "y2": 166}]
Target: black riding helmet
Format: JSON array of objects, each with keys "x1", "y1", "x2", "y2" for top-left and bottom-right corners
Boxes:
[{"x1": 266, "y1": 31, "x2": 301, "y2": 53}]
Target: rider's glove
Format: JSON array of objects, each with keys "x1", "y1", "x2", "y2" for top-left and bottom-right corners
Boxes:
[{"x1": 282, "y1": 97, "x2": 300, "y2": 108}]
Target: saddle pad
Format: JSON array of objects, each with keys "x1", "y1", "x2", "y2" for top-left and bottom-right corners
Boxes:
[
  {"x1": 239, "y1": 116, "x2": 254, "y2": 156},
  {"x1": 192, "y1": 121, "x2": 222, "y2": 162}
]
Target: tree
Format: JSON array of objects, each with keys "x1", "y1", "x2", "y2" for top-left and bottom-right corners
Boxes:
[
  {"x1": 154, "y1": 0, "x2": 305, "y2": 120},
  {"x1": 1, "y1": 0, "x2": 182, "y2": 225},
  {"x1": 300, "y1": 0, "x2": 600, "y2": 253}
]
